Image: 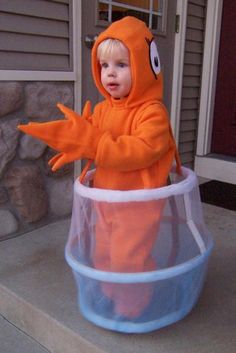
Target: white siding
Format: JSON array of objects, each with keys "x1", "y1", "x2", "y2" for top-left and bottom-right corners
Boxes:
[
  {"x1": 179, "y1": 0, "x2": 207, "y2": 168},
  {"x1": 0, "y1": 0, "x2": 72, "y2": 71}
]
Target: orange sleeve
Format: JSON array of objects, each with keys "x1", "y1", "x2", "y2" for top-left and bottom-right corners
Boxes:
[{"x1": 95, "y1": 104, "x2": 170, "y2": 172}]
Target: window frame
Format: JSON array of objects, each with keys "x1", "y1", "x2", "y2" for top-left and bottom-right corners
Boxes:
[{"x1": 96, "y1": 0, "x2": 168, "y2": 35}]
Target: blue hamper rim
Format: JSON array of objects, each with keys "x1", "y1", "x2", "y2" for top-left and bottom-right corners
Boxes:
[{"x1": 65, "y1": 239, "x2": 214, "y2": 283}]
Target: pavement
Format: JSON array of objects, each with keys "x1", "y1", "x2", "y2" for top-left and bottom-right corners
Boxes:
[
  {"x1": 0, "y1": 203, "x2": 235, "y2": 353},
  {"x1": 0, "y1": 314, "x2": 49, "y2": 353}
]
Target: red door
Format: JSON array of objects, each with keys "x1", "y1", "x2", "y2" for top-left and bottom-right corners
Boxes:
[{"x1": 211, "y1": 0, "x2": 236, "y2": 156}]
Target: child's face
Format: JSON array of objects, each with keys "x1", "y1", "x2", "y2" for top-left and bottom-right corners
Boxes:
[{"x1": 99, "y1": 46, "x2": 132, "y2": 99}]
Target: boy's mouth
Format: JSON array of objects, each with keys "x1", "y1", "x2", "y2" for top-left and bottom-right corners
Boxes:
[{"x1": 107, "y1": 82, "x2": 119, "y2": 88}]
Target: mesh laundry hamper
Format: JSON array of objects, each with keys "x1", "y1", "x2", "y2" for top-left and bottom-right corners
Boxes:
[{"x1": 65, "y1": 167, "x2": 213, "y2": 333}]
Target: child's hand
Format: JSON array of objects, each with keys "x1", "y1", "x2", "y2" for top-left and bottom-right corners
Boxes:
[
  {"x1": 18, "y1": 101, "x2": 103, "y2": 171},
  {"x1": 47, "y1": 101, "x2": 94, "y2": 171}
]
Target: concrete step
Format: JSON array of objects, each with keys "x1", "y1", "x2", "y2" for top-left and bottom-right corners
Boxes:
[
  {"x1": 0, "y1": 315, "x2": 50, "y2": 353},
  {"x1": 0, "y1": 204, "x2": 235, "y2": 353}
]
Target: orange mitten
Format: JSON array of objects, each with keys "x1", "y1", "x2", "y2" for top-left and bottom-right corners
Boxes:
[{"x1": 18, "y1": 102, "x2": 103, "y2": 171}]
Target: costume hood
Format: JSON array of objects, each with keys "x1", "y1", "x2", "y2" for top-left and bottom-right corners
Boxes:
[{"x1": 92, "y1": 16, "x2": 163, "y2": 108}]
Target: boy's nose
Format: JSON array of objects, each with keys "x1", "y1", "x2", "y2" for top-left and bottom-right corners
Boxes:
[{"x1": 108, "y1": 67, "x2": 116, "y2": 77}]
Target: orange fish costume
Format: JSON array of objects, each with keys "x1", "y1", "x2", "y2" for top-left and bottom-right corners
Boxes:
[{"x1": 18, "y1": 16, "x2": 181, "y2": 318}]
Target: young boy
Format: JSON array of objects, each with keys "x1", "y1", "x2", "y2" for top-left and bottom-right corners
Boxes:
[{"x1": 18, "y1": 16, "x2": 181, "y2": 319}]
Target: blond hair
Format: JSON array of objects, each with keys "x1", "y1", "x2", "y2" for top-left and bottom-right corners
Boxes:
[{"x1": 97, "y1": 39, "x2": 128, "y2": 60}]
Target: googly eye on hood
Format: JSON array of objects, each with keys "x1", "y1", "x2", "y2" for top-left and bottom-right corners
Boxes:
[
  {"x1": 146, "y1": 38, "x2": 161, "y2": 79},
  {"x1": 92, "y1": 16, "x2": 163, "y2": 108}
]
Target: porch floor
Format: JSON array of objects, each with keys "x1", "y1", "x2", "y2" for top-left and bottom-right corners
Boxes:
[{"x1": 0, "y1": 203, "x2": 235, "y2": 353}]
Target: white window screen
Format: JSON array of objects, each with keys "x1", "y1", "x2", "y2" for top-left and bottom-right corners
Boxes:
[{"x1": 97, "y1": 0, "x2": 167, "y2": 34}]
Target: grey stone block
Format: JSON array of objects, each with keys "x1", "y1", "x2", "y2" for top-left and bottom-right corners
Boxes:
[
  {"x1": 5, "y1": 165, "x2": 48, "y2": 223},
  {"x1": 0, "y1": 82, "x2": 23, "y2": 117},
  {"x1": 25, "y1": 82, "x2": 74, "y2": 121},
  {"x1": 0, "y1": 210, "x2": 18, "y2": 238},
  {"x1": 0, "y1": 118, "x2": 20, "y2": 177},
  {"x1": 19, "y1": 135, "x2": 47, "y2": 160}
]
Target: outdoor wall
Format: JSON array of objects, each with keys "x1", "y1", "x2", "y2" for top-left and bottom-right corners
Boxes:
[
  {"x1": 0, "y1": 81, "x2": 74, "y2": 240},
  {"x1": 178, "y1": 0, "x2": 207, "y2": 169}
]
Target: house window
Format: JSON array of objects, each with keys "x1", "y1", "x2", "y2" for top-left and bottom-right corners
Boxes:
[{"x1": 97, "y1": 0, "x2": 167, "y2": 34}]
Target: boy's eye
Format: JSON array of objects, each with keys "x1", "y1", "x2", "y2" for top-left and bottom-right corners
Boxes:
[
  {"x1": 101, "y1": 62, "x2": 108, "y2": 68},
  {"x1": 117, "y1": 62, "x2": 127, "y2": 68}
]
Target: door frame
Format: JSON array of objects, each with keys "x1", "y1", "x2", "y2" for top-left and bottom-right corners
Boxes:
[
  {"x1": 170, "y1": 0, "x2": 188, "y2": 144},
  {"x1": 196, "y1": 0, "x2": 223, "y2": 156},
  {"x1": 194, "y1": 0, "x2": 236, "y2": 184},
  {"x1": 73, "y1": 0, "x2": 82, "y2": 177},
  {"x1": 73, "y1": 0, "x2": 82, "y2": 113}
]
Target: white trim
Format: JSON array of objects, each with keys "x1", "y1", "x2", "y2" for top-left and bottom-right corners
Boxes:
[
  {"x1": 196, "y1": 0, "x2": 223, "y2": 156},
  {"x1": 160, "y1": 0, "x2": 168, "y2": 34},
  {"x1": 73, "y1": 0, "x2": 82, "y2": 178},
  {"x1": 170, "y1": 0, "x2": 188, "y2": 143},
  {"x1": 73, "y1": 0, "x2": 82, "y2": 113},
  {"x1": 183, "y1": 193, "x2": 206, "y2": 253},
  {"x1": 195, "y1": 156, "x2": 236, "y2": 184},
  {"x1": 0, "y1": 71, "x2": 76, "y2": 81}
]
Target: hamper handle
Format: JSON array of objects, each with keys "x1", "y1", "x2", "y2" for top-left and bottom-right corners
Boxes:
[
  {"x1": 169, "y1": 125, "x2": 182, "y2": 176},
  {"x1": 79, "y1": 159, "x2": 93, "y2": 183}
]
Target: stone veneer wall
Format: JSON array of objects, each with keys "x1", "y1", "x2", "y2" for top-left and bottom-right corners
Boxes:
[{"x1": 0, "y1": 81, "x2": 75, "y2": 240}]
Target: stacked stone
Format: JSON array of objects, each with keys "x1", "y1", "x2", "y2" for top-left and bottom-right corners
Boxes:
[{"x1": 0, "y1": 82, "x2": 75, "y2": 239}]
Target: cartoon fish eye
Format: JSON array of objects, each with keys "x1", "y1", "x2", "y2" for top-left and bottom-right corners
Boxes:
[{"x1": 149, "y1": 39, "x2": 161, "y2": 77}]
